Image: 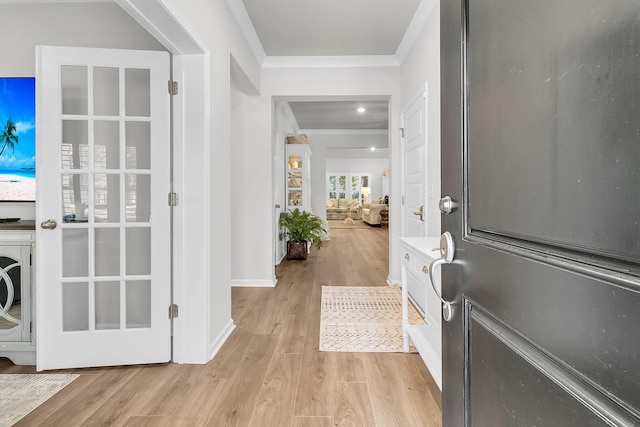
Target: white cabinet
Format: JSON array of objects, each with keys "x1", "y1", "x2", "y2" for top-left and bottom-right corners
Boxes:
[
  {"x1": 400, "y1": 236, "x2": 442, "y2": 389},
  {"x1": 0, "y1": 222, "x2": 35, "y2": 365},
  {"x1": 286, "y1": 144, "x2": 312, "y2": 212}
]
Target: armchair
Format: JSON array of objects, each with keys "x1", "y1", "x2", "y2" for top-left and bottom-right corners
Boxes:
[{"x1": 361, "y1": 200, "x2": 388, "y2": 225}]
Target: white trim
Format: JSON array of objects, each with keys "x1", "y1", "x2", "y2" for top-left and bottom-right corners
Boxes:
[
  {"x1": 262, "y1": 55, "x2": 400, "y2": 69},
  {"x1": 395, "y1": 0, "x2": 438, "y2": 64},
  {"x1": 387, "y1": 277, "x2": 400, "y2": 287},
  {"x1": 209, "y1": 320, "x2": 236, "y2": 360},
  {"x1": 231, "y1": 278, "x2": 278, "y2": 288},
  {"x1": 282, "y1": 102, "x2": 300, "y2": 133},
  {"x1": 171, "y1": 53, "x2": 212, "y2": 364},
  {"x1": 299, "y1": 129, "x2": 388, "y2": 136},
  {"x1": 225, "y1": 0, "x2": 266, "y2": 64},
  {"x1": 115, "y1": 0, "x2": 206, "y2": 55}
]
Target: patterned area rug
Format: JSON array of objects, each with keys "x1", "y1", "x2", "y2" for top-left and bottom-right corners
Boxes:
[
  {"x1": 320, "y1": 286, "x2": 424, "y2": 352},
  {"x1": 0, "y1": 374, "x2": 79, "y2": 426}
]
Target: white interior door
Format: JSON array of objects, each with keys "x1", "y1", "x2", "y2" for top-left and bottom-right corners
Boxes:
[
  {"x1": 402, "y1": 89, "x2": 427, "y2": 237},
  {"x1": 36, "y1": 46, "x2": 171, "y2": 370}
]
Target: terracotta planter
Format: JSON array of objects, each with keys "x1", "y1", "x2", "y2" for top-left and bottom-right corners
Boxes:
[{"x1": 287, "y1": 241, "x2": 308, "y2": 260}]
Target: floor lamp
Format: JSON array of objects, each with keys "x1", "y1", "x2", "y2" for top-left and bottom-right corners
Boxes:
[{"x1": 361, "y1": 187, "x2": 371, "y2": 204}]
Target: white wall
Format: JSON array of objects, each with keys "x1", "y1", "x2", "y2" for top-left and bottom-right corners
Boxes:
[
  {"x1": 400, "y1": 3, "x2": 441, "y2": 237},
  {"x1": 0, "y1": 3, "x2": 165, "y2": 220},
  {"x1": 230, "y1": 83, "x2": 273, "y2": 285},
  {"x1": 166, "y1": 0, "x2": 263, "y2": 356}
]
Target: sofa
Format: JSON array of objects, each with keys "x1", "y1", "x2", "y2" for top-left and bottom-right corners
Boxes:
[
  {"x1": 325, "y1": 198, "x2": 362, "y2": 220},
  {"x1": 362, "y1": 199, "x2": 388, "y2": 225}
]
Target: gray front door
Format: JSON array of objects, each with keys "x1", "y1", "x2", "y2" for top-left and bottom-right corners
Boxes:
[{"x1": 441, "y1": 1, "x2": 640, "y2": 425}]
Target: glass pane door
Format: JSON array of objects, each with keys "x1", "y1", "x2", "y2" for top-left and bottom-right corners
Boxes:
[{"x1": 37, "y1": 46, "x2": 171, "y2": 370}]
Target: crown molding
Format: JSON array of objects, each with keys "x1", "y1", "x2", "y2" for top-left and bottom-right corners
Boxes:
[
  {"x1": 299, "y1": 129, "x2": 388, "y2": 135},
  {"x1": 262, "y1": 55, "x2": 399, "y2": 69},
  {"x1": 395, "y1": 0, "x2": 437, "y2": 64},
  {"x1": 281, "y1": 102, "x2": 300, "y2": 133},
  {"x1": 227, "y1": 0, "x2": 429, "y2": 69},
  {"x1": 225, "y1": 0, "x2": 266, "y2": 64}
]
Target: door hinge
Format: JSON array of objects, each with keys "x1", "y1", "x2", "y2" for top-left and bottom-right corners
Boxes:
[
  {"x1": 168, "y1": 192, "x2": 179, "y2": 206},
  {"x1": 168, "y1": 80, "x2": 178, "y2": 95},
  {"x1": 169, "y1": 304, "x2": 179, "y2": 319},
  {"x1": 400, "y1": 128, "x2": 405, "y2": 138}
]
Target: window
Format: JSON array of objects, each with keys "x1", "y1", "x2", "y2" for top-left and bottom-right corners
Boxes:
[{"x1": 327, "y1": 173, "x2": 370, "y2": 202}]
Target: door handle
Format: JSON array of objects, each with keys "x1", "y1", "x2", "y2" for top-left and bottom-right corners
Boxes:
[
  {"x1": 439, "y1": 196, "x2": 456, "y2": 214},
  {"x1": 412, "y1": 205, "x2": 425, "y2": 221},
  {"x1": 40, "y1": 219, "x2": 57, "y2": 230},
  {"x1": 427, "y1": 232, "x2": 455, "y2": 321},
  {"x1": 275, "y1": 204, "x2": 281, "y2": 209}
]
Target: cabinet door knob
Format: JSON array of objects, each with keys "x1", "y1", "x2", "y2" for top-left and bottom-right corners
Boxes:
[
  {"x1": 422, "y1": 265, "x2": 428, "y2": 274},
  {"x1": 404, "y1": 253, "x2": 410, "y2": 260}
]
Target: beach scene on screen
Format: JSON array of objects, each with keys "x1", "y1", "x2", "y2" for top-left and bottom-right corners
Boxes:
[{"x1": 0, "y1": 78, "x2": 36, "y2": 202}]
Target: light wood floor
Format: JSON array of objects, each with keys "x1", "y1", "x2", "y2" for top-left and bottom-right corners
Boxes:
[{"x1": 1, "y1": 226, "x2": 442, "y2": 426}]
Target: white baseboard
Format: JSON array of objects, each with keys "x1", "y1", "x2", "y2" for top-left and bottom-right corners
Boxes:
[
  {"x1": 209, "y1": 319, "x2": 236, "y2": 361},
  {"x1": 387, "y1": 276, "x2": 400, "y2": 287},
  {"x1": 231, "y1": 278, "x2": 277, "y2": 287}
]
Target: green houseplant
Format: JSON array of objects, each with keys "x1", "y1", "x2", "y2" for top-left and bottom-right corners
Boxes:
[{"x1": 279, "y1": 208, "x2": 325, "y2": 260}]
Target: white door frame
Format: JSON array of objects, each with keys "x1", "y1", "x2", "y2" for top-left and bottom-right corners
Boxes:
[
  {"x1": 112, "y1": 0, "x2": 212, "y2": 364},
  {"x1": 400, "y1": 84, "x2": 428, "y2": 238}
]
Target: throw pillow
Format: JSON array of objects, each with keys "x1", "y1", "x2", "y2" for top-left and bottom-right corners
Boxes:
[{"x1": 326, "y1": 199, "x2": 333, "y2": 208}]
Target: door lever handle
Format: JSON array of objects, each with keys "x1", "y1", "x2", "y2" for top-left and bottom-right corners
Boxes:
[
  {"x1": 428, "y1": 232, "x2": 455, "y2": 322},
  {"x1": 412, "y1": 205, "x2": 425, "y2": 221}
]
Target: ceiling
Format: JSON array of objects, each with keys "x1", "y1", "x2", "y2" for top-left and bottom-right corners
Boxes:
[
  {"x1": 241, "y1": 0, "x2": 422, "y2": 57},
  {"x1": 289, "y1": 100, "x2": 388, "y2": 131},
  {"x1": 229, "y1": 0, "x2": 430, "y2": 138}
]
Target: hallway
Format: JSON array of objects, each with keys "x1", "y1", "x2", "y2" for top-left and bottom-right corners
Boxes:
[{"x1": 1, "y1": 226, "x2": 441, "y2": 426}]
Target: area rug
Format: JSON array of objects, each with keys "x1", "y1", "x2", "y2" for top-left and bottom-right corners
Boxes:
[
  {"x1": 327, "y1": 219, "x2": 371, "y2": 230},
  {"x1": 319, "y1": 286, "x2": 424, "y2": 352},
  {"x1": 0, "y1": 374, "x2": 79, "y2": 426}
]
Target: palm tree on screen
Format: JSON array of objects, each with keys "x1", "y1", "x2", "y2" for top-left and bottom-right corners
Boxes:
[{"x1": 0, "y1": 119, "x2": 19, "y2": 158}]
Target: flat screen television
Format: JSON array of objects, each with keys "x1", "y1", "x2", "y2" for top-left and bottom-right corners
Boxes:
[{"x1": 0, "y1": 77, "x2": 35, "y2": 202}]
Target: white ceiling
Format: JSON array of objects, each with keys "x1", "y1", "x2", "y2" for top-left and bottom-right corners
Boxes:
[
  {"x1": 290, "y1": 100, "x2": 388, "y2": 131},
  {"x1": 228, "y1": 0, "x2": 433, "y2": 139},
  {"x1": 241, "y1": 0, "x2": 421, "y2": 57}
]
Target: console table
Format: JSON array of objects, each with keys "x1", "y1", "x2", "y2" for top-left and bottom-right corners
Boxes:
[
  {"x1": 0, "y1": 220, "x2": 36, "y2": 365},
  {"x1": 400, "y1": 236, "x2": 442, "y2": 389}
]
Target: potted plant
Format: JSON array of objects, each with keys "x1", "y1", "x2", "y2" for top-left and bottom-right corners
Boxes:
[{"x1": 279, "y1": 208, "x2": 325, "y2": 260}]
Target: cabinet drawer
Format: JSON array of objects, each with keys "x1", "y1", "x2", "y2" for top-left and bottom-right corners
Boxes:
[
  {"x1": 406, "y1": 268, "x2": 427, "y2": 315},
  {"x1": 401, "y1": 249, "x2": 415, "y2": 270}
]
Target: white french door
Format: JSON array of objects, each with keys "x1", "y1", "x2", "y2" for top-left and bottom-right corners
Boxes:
[{"x1": 36, "y1": 46, "x2": 171, "y2": 370}]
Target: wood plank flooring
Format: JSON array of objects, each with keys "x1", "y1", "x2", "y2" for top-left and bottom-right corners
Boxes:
[{"x1": 1, "y1": 226, "x2": 442, "y2": 426}]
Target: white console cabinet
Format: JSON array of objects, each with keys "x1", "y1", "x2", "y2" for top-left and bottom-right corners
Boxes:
[
  {"x1": 400, "y1": 236, "x2": 442, "y2": 389},
  {"x1": 0, "y1": 221, "x2": 35, "y2": 365}
]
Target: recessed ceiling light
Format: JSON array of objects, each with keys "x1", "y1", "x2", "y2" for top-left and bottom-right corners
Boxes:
[
  {"x1": 357, "y1": 107, "x2": 366, "y2": 113},
  {"x1": 370, "y1": 146, "x2": 376, "y2": 151}
]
